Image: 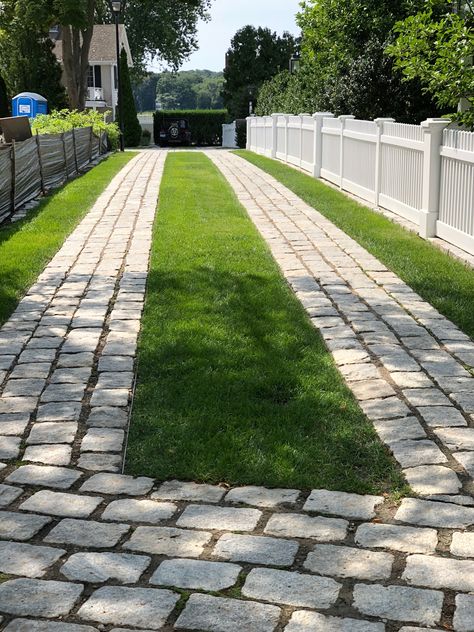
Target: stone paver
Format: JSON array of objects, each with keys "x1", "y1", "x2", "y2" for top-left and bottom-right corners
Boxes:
[
  {"x1": 20, "y1": 491, "x2": 102, "y2": 518},
  {"x1": 152, "y1": 479, "x2": 225, "y2": 503},
  {"x1": 264, "y1": 512, "x2": 348, "y2": 541},
  {"x1": 454, "y1": 594, "x2": 474, "y2": 632},
  {"x1": 0, "y1": 541, "x2": 65, "y2": 577},
  {"x1": 0, "y1": 578, "x2": 83, "y2": 617},
  {"x1": 45, "y1": 519, "x2": 129, "y2": 548},
  {"x1": 403, "y1": 554, "x2": 474, "y2": 591},
  {"x1": 77, "y1": 586, "x2": 179, "y2": 630},
  {"x1": 304, "y1": 543, "x2": 393, "y2": 580},
  {"x1": 6, "y1": 465, "x2": 81, "y2": 489},
  {"x1": 175, "y1": 594, "x2": 281, "y2": 632},
  {"x1": 0, "y1": 511, "x2": 52, "y2": 541},
  {"x1": 355, "y1": 523, "x2": 438, "y2": 554},
  {"x1": 177, "y1": 504, "x2": 261, "y2": 531},
  {"x1": 242, "y1": 567, "x2": 341, "y2": 609},
  {"x1": 124, "y1": 526, "x2": 212, "y2": 558},
  {"x1": 150, "y1": 558, "x2": 241, "y2": 591},
  {"x1": 352, "y1": 584, "x2": 443, "y2": 626},
  {"x1": 61, "y1": 552, "x2": 150, "y2": 583},
  {"x1": 80, "y1": 473, "x2": 154, "y2": 496},
  {"x1": 285, "y1": 611, "x2": 384, "y2": 632},
  {"x1": 102, "y1": 498, "x2": 176, "y2": 523},
  {"x1": 0, "y1": 151, "x2": 473, "y2": 631},
  {"x1": 303, "y1": 489, "x2": 383, "y2": 519},
  {"x1": 212, "y1": 533, "x2": 298, "y2": 566}
]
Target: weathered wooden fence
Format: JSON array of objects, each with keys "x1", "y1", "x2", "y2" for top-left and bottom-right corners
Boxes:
[
  {"x1": 247, "y1": 113, "x2": 474, "y2": 256},
  {"x1": 0, "y1": 128, "x2": 107, "y2": 224}
]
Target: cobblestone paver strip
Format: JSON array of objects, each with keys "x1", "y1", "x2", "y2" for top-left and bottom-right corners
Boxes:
[{"x1": 0, "y1": 150, "x2": 473, "y2": 631}]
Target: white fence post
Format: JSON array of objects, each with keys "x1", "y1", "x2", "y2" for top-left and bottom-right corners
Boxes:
[
  {"x1": 339, "y1": 115, "x2": 355, "y2": 190},
  {"x1": 283, "y1": 115, "x2": 290, "y2": 163},
  {"x1": 312, "y1": 112, "x2": 334, "y2": 178},
  {"x1": 374, "y1": 118, "x2": 395, "y2": 206},
  {"x1": 271, "y1": 114, "x2": 284, "y2": 159},
  {"x1": 420, "y1": 118, "x2": 449, "y2": 238},
  {"x1": 299, "y1": 114, "x2": 310, "y2": 168},
  {"x1": 246, "y1": 117, "x2": 252, "y2": 150}
]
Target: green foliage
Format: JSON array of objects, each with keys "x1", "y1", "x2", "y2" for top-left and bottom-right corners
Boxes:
[
  {"x1": 235, "y1": 119, "x2": 247, "y2": 149},
  {"x1": 153, "y1": 70, "x2": 224, "y2": 111},
  {"x1": 95, "y1": 0, "x2": 212, "y2": 74},
  {"x1": 140, "y1": 128, "x2": 151, "y2": 146},
  {"x1": 223, "y1": 25, "x2": 298, "y2": 119},
  {"x1": 256, "y1": 0, "x2": 438, "y2": 122},
  {"x1": 118, "y1": 47, "x2": 142, "y2": 147},
  {"x1": 387, "y1": 1, "x2": 474, "y2": 128},
  {"x1": 0, "y1": 0, "x2": 67, "y2": 110},
  {"x1": 31, "y1": 109, "x2": 120, "y2": 149},
  {"x1": 153, "y1": 110, "x2": 230, "y2": 145},
  {"x1": 0, "y1": 72, "x2": 9, "y2": 117}
]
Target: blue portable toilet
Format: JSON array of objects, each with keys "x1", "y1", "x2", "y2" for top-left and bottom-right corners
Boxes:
[{"x1": 12, "y1": 92, "x2": 48, "y2": 118}]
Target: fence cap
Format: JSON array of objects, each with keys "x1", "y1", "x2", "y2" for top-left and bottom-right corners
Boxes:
[
  {"x1": 421, "y1": 118, "x2": 450, "y2": 128},
  {"x1": 313, "y1": 112, "x2": 334, "y2": 119}
]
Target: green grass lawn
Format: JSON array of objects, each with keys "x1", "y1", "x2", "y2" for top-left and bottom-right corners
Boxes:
[
  {"x1": 0, "y1": 152, "x2": 135, "y2": 326},
  {"x1": 235, "y1": 150, "x2": 474, "y2": 341},
  {"x1": 126, "y1": 152, "x2": 405, "y2": 494}
]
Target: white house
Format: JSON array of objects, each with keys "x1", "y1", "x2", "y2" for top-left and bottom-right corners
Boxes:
[{"x1": 53, "y1": 24, "x2": 133, "y2": 119}]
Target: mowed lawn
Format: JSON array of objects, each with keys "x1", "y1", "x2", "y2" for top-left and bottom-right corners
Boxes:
[
  {"x1": 236, "y1": 150, "x2": 474, "y2": 341},
  {"x1": 0, "y1": 152, "x2": 135, "y2": 326},
  {"x1": 126, "y1": 152, "x2": 405, "y2": 494}
]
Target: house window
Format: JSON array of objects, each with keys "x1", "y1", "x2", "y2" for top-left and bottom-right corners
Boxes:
[{"x1": 87, "y1": 65, "x2": 102, "y2": 89}]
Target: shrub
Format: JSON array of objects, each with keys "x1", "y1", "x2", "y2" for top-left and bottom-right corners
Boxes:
[
  {"x1": 118, "y1": 48, "x2": 142, "y2": 147},
  {"x1": 31, "y1": 110, "x2": 120, "y2": 149},
  {"x1": 154, "y1": 110, "x2": 230, "y2": 146},
  {"x1": 235, "y1": 119, "x2": 247, "y2": 148}
]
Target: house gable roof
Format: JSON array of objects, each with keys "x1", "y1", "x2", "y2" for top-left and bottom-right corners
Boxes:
[{"x1": 54, "y1": 24, "x2": 133, "y2": 66}]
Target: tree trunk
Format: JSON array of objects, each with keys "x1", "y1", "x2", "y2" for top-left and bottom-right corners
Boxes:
[{"x1": 61, "y1": 0, "x2": 96, "y2": 110}]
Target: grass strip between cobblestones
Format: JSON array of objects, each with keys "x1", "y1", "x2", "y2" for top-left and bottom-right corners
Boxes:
[
  {"x1": 127, "y1": 151, "x2": 406, "y2": 494},
  {"x1": 0, "y1": 152, "x2": 136, "y2": 327},
  {"x1": 236, "y1": 150, "x2": 474, "y2": 341}
]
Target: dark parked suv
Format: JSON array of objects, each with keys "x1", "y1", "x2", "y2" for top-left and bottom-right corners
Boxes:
[{"x1": 158, "y1": 118, "x2": 192, "y2": 147}]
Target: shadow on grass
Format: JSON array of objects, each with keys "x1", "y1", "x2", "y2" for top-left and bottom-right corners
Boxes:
[{"x1": 127, "y1": 266, "x2": 405, "y2": 494}]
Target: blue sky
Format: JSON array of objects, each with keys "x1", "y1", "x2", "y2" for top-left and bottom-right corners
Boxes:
[{"x1": 175, "y1": 0, "x2": 301, "y2": 72}]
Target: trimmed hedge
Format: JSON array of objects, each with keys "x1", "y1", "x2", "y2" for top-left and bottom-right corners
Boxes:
[
  {"x1": 235, "y1": 119, "x2": 247, "y2": 149},
  {"x1": 154, "y1": 110, "x2": 230, "y2": 146}
]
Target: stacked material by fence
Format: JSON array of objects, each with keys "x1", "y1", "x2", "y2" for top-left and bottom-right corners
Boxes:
[
  {"x1": 247, "y1": 114, "x2": 474, "y2": 256},
  {"x1": 0, "y1": 127, "x2": 107, "y2": 224}
]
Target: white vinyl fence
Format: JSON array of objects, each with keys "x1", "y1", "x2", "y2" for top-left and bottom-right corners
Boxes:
[{"x1": 247, "y1": 113, "x2": 474, "y2": 256}]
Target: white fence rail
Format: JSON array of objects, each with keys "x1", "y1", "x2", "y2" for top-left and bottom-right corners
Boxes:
[{"x1": 247, "y1": 113, "x2": 474, "y2": 256}]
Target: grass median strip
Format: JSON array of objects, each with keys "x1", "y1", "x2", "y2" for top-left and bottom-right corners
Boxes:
[
  {"x1": 0, "y1": 152, "x2": 135, "y2": 326},
  {"x1": 236, "y1": 150, "x2": 474, "y2": 341},
  {"x1": 126, "y1": 151, "x2": 405, "y2": 494}
]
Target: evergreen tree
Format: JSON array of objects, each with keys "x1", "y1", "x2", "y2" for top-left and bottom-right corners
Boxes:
[
  {"x1": 0, "y1": 73, "x2": 10, "y2": 117},
  {"x1": 118, "y1": 47, "x2": 142, "y2": 147}
]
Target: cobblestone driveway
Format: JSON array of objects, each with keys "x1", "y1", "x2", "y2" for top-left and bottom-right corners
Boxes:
[{"x1": 0, "y1": 150, "x2": 472, "y2": 631}]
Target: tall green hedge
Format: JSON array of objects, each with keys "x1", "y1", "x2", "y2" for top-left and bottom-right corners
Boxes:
[
  {"x1": 154, "y1": 110, "x2": 230, "y2": 146},
  {"x1": 119, "y1": 48, "x2": 142, "y2": 147}
]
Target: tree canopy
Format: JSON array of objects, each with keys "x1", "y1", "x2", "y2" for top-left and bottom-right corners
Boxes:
[
  {"x1": 0, "y1": 0, "x2": 67, "y2": 109},
  {"x1": 0, "y1": 0, "x2": 211, "y2": 111},
  {"x1": 223, "y1": 26, "x2": 298, "y2": 119},
  {"x1": 256, "y1": 0, "x2": 439, "y2": 123},
  {"x1": 387, "y1": 0, "x2": 474, "y2": 127}
]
